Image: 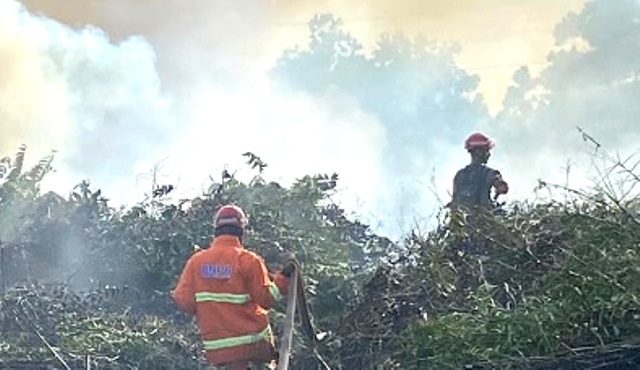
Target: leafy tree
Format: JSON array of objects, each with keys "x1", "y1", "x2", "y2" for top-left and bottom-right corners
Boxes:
[
  {"x1": 272, "y1": 14, "x2": 487, "y2": 227},
  {"x1": 495, "y1": 0, "x2": 640, "y2": 167}
]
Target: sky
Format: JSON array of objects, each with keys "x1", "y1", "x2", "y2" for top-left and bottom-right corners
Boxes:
[
  {"x1": 18, "y1": 0, "x2": 585, "y2": 112},
  {"x1": 3, "y1": 0, "x2": 638, "y2": 239}
]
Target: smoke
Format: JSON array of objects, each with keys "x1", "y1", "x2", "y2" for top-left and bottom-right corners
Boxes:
[
  {"x1": 21, "y1": 0, "x2": 586, "y2": 110},
  {"x1": 270, "y1": 19, "x2": 488, "y2": 234},
  {"x1": 22, "y1": 0, "x2": 282, "y2": 93},
  {"x1": 0, "y1": 1, "x2": 71, "y2": 157},
  {"x1": 7, "y1": 0, "x2": 638, "y2": 240},
  {"x1": 0, "y1": 1, "x2": 171, "y2": 194},
  {"x1": 2, "y1": 1, "x2": 392, "y2": 231},
  {"x1": 158, "y1": 81, "x2": 388, "y2": 217},
  {"x1": 490, "y1": 0, "x2": 640, "y2": 202}
]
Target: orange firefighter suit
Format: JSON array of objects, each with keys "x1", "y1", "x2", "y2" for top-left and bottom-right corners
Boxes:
[{"x1": 172, "y1": 235, "x2": 290, "y2": 367}]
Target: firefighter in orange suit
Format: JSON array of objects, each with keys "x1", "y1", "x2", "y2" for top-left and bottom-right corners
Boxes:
[{"x1": 172, "y1": 204, "x2": 292, "y2": 369}]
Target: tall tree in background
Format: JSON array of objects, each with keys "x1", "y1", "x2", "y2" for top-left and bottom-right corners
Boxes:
[
  {"x1": 272, "y1": 14, "x2": 488, "y2": 229},
  {"x1": 495, "y1": 0, "x2": 640, "y2": 167}
]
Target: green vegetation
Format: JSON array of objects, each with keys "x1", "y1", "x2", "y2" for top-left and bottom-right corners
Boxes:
[
  {"x1": 1, "y1": 146, "x2": 639, "y2": 369},
  {"x1": 401, "y1": 199, "x2": 640, "y2": 369}
]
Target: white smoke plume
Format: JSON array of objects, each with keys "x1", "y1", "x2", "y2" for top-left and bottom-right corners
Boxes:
[
  {"x1": 2, "y1": 0, "x2": 392, "y2": 233},
  {"x1": 490, "y1": 0, "x2": 640, "y2": 202},
  {"x1": 0, "y1": 0, "x2": 171, "y2": 194},
  {"x1": 6, "y1": 0, "x2": 637, "y2": 240}
]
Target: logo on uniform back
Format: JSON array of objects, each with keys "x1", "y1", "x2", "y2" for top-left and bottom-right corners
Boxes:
[{"x1": 201, "y1": 264, "x2": 233, "y2": 279}]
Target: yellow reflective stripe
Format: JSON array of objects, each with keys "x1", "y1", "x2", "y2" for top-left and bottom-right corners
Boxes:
[
  {"x1": 203, "y1": 327, "x2": 271, "y2": 351},
  {"x1": 268, "y1": 283, "x2": 283, "y2": 301},
  {"x1": 195, "y1": 292, "x2": 250, "y2": 304}
]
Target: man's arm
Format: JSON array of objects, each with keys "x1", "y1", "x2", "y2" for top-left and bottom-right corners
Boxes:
[
  {"x1": 172, "y1": 256, "x2": 197, "y2": 315},
  {"x1": 242, "y1": 252, "x2": 290, "y2": 309},
  {"x1": 491, "y1": 170, "x2": 509, "y2": 195}
]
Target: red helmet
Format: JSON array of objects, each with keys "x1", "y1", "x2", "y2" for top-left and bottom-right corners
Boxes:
[
  {"x1": 464, "y1": 132, "x2": 495, "y2": 151},
  {"x1": 214, "y1": 204, "x2": 248, "y2": 229}
]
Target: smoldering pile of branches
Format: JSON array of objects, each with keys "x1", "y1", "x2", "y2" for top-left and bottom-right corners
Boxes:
[
  {"x1": 339, "y1": 132, "x2": 640, "y2": 369},
  {"x1": 330, "y1": 200, "x2": 574, "y2": 369},
  {"x1": 0, "y1": 282, "x2": 201, "y2": 370}
]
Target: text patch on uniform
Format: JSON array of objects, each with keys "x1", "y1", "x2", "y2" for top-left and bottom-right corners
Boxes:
[{"x1": 201, "y1": 264, "x2": 233, "y2": 279}]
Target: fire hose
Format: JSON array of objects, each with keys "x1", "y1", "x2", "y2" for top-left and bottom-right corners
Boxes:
[{"x1": 277, "y1": 260, "x2": 331, "y2": 370}]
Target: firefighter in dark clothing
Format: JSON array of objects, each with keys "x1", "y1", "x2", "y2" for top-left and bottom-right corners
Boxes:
[
  {"x1": 448, "y1": 132, "x2": 509, "y2": 259},
  {"x1": 451, "y1": 132, "x2": 509, "y2": 211}
]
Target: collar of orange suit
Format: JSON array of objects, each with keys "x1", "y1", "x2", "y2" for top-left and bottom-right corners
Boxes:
[{"x1": 211, "y1": 234, "x2": 242, "y2": 248}]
